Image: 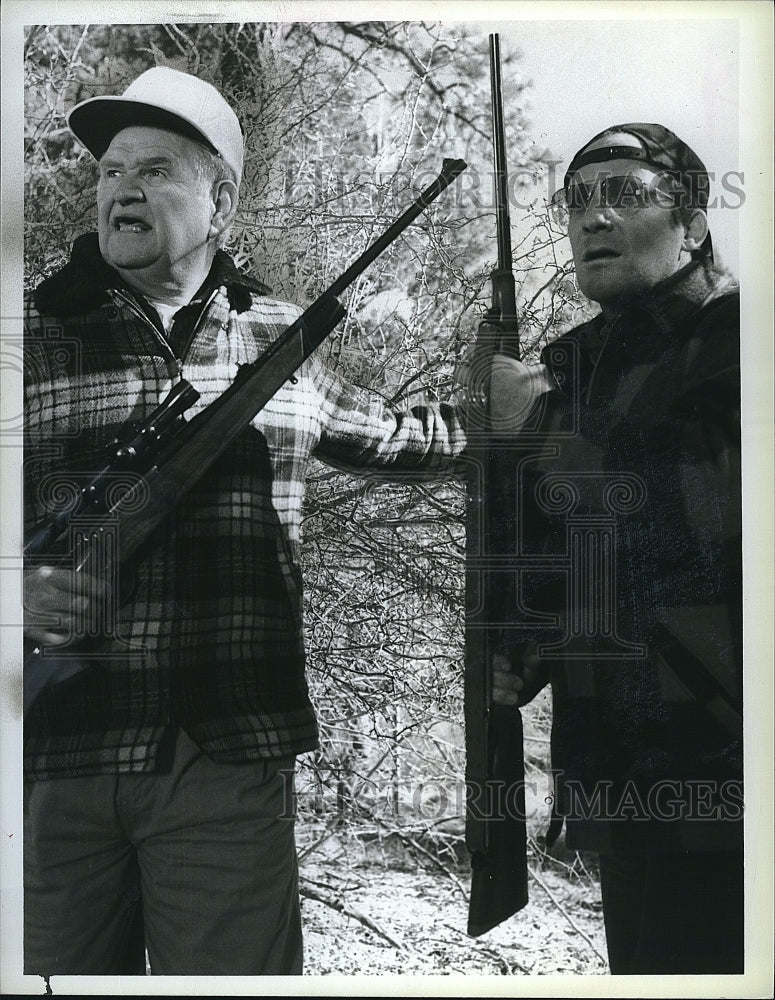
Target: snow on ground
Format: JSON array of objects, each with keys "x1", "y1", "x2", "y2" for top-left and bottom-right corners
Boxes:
[{"x1": 299, "y1": 833, "x2": 608, "y2": 976}]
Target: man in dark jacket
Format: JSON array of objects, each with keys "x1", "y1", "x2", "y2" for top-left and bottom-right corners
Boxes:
[{"x1": 492, "y1": 124, "x2": 742, "y2": 974}]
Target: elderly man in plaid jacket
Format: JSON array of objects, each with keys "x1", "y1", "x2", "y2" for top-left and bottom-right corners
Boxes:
[{"x1": 23, "y1": 68, "x2": 469, "y2": 976}]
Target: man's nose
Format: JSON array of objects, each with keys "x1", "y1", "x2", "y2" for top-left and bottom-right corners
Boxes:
[
  {"x1": 581, "y1": 202, "x2": 614, "y2": 232},
  {"x1": 114, "y1": 174, "x2": 146, "y2": 203}
]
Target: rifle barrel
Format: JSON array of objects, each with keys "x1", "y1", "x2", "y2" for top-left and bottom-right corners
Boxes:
[
  {"x1": 62, "y1": 160, "x2": 467, "y2": 566},
  {"x1": 24, "y1": 158, "x2": 467, "y2": 717},
  {"x1": 464, "y1": 32, "x2": 528, "y2": 937},
  {"x1": 329, "y1": 158, "x2": 466, "y2": 297},
  {"x1": 489, "y1": 34, "x2": 513, "y2": 272}
]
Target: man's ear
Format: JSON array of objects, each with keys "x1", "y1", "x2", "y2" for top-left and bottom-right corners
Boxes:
[
  {"x1": 209, "y1": 180, "x2": 239, "y2": 241},
  {"x1": 681, "y1": 208, "x2": 709, "y2": 253}
]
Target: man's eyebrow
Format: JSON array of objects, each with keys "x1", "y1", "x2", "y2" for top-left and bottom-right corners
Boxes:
[{"x1": 99, "y1": 154, "x2": 176, "y2": 169}]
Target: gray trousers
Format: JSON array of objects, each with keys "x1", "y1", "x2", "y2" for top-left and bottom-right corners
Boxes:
[{"x1": 24, "y1": 729, "x2": 302, "y2": 976}]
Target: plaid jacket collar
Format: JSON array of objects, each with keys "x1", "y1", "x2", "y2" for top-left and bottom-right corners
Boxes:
[{"x1": 33, "y1": 232, "x2": 271, "y2": 318}]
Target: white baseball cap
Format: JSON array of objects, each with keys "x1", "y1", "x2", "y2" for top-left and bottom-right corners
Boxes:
[{"x1": 67, "y1": 66, "x2": 244, "y2": 183}]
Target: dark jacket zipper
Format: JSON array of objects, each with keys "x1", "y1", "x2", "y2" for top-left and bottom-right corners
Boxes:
[{"x1": 109, "y1": 287, "x2": 222, "y2": 380}]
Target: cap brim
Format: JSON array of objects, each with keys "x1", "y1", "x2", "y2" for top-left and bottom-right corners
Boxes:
[{"x1": 67, "y1": 96, "x2": 219, "y2": 162}]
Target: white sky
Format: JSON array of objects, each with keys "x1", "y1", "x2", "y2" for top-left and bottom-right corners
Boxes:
[{"x1": 511, "y1": 19, "x2": 738, "y2": 164}]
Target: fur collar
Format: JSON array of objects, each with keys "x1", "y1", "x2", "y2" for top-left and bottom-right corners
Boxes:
[
  {"x1": 33, "y1": 232, "x2": 271, "y2": 317},
  {"x1": 561, "y1": 260, "x2": 738, "y2": 354}
]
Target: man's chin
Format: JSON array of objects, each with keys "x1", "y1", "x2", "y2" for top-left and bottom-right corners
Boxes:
[
  {"x1": 99, "y1": 236, "x2": 159, "y2": 272},
  {"x1": 577, "y1": 272, "x2": 643, "y2": 309},
  {"x1": 102, "y1": 254, "x2": 159, "y2": 271}
]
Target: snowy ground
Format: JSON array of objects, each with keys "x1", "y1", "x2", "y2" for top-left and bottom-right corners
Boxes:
[{"x1": 298, "y1": 830, "x2": 608, "y2": 977}]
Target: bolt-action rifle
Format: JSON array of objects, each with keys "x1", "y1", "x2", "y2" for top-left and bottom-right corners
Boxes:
[
  {"x1": 464, "y1": 33, "x2": 529, "y2": 936},
  {"x1": 23, "y1": 157, "x2": 467, "y2": 715}
]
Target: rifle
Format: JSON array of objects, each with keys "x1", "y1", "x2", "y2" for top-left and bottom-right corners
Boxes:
[
  {"x1": 23, "y1": 157, "x2": 467, "y2": 714},
  {"x1": 463, "y1": 33, "x2": 529, "y2": 936}
]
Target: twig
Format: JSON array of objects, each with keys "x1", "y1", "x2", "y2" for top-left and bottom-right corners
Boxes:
[
  {"x1": 303, "y1": 873, "x2": 365, "y2": 894},
  {"x1": 440, "y1": 922, "x2": 531, "y2": 974},
  {"x1": 374, "y1": 818, "x2": 469, "y2": 900},
  {"x1": 297, "y1": 826, "x2": 339, "y2": 862},
  {"x1": 528, "y1": 867, "x2": 607, "y2": 964},
  {"x1": 299, "y1": 880, "x2": 405, "y2": 950}
]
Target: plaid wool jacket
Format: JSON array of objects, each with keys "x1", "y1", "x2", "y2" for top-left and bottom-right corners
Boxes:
[{"x1": 24, "y1": 235, "x2": 465, "y2": 777}]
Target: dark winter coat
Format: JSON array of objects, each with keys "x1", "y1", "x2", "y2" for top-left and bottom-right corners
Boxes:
[{"x1": 518, "y1": 260, "x2": 742, "y2": 853}]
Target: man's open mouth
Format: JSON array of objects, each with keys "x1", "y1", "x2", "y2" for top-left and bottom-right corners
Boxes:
[
  {"x1": 583, "y1": 248, "x2": 620, "y2": 262},
  {"x1": 113, "y1": 216, "x2": 151, "y2": 233}
]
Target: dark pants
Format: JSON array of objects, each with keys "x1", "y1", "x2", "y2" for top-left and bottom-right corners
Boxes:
[
  {"x1": 598, "y1": 849, "x2": 744, "y2": 974},
  {"x1": 24, "y1": 729, "x2": 302, "y2": 976}
]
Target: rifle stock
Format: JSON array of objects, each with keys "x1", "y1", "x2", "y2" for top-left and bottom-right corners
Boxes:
[
  {"x1": 464, "y1": 32, "x2": 529, "y2": 936},
  {"x1": 23, "y1": 158, "x2": 466, "y2": 714}
]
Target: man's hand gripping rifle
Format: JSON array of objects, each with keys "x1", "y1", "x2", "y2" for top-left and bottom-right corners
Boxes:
[
  {"x1": 464, "y1": 33, "x2": 529, "y2": 937},
  {"x1": 23, "y1": 158, "x2": 467, "y2": 715}
]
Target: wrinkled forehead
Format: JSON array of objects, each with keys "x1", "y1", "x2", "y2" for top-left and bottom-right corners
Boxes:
[{"x1": 102, "y1": 125, "x2": 204, "y2": 161}]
